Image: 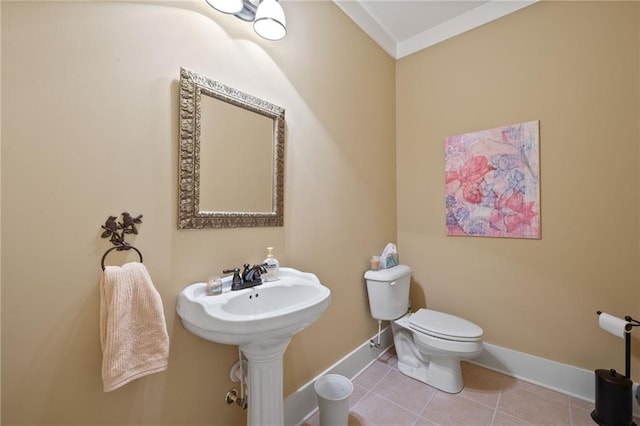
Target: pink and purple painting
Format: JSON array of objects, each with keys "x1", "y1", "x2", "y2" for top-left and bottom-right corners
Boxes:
[{"x1": 445, "y1": 121, "x2": 540, "y2": 239}]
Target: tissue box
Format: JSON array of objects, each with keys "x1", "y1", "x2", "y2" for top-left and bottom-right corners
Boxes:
[
  {"x1": 379, "y1": 242, "x2": 399, "y2": 269},
  {"x1": 381, "y1": 253, "x2": 399, "y2": 269}
]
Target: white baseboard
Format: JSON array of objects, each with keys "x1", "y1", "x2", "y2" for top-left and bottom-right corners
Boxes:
[
  {"x1": 284, "y1": 328, "x2": 640, "y2": 425},
  {"x1": 472, "y1": 342, "x2": 595, "y2": 400},
  {"x1": 283, "y1": 326, "x2": 394, "y2": 426}
]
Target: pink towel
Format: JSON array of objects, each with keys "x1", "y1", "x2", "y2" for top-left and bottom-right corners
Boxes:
[{"x1": 100, "y1": 262, "x2": 169, "y2": 392}]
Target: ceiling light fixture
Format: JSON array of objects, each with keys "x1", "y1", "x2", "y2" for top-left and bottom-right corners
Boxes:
[
  {"x1": 205, "y1": 0, "x2": 286, "y2": 41},
  {"x1": 205, "y1": 0, "x2": 243, "y2": 15}
]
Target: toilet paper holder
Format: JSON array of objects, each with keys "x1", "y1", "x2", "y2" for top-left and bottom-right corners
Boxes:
[
  {"x1": 594, "y1": 311, "x2": 640, "y2": 426},
  {"x1": 596, "y1": 311, "x2": 640, "y2": 378}
]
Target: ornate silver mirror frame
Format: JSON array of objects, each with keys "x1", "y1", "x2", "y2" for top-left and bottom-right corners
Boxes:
[{"x1": 178, "y1": 67, "x2": 285, "y2": 229}]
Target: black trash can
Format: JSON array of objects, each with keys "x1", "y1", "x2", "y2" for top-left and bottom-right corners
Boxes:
[{"x1": 591, "y1": 369, "x2": 636, "y2": 426}]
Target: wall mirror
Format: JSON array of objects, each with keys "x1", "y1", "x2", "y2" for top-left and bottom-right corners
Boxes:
[{"x1": 179, "y1": 67, "x2": 285, "y2": 229}]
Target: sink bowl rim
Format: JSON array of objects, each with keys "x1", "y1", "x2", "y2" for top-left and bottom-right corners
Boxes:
[{"x1": 176, "y1": 267, "x2": 331, "y2": 344}]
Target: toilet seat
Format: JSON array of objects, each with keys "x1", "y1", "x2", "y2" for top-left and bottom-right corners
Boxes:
[{"x1": 408, "y1": 309, "x2": 483, "y2": 342}]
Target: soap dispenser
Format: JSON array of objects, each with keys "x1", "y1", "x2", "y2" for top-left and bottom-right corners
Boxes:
[{"x1": 263, "y1": 246, "x2": 280, "y2": 281}]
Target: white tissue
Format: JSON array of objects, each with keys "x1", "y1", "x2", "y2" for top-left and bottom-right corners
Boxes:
[
  {"x1": 599, "y1": 312, "x2": 631, "y2": 338},
  {"x1": 379, "y1": 243, "x2": 399, "y2": 269}
]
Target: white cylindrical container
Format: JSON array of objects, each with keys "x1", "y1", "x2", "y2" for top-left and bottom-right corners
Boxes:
[{"x1": 314, "y1": 374, "x2": 353, "y2": 426}]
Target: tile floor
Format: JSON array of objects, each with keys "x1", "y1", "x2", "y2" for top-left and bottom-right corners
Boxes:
[{"x1": 303, "y1": 349, "x2": 596, "y2": 426}]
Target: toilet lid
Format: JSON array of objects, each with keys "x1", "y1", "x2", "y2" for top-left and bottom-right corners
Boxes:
[{"x1": 408, "y1": 309, "x2": 483, "y2": 342}]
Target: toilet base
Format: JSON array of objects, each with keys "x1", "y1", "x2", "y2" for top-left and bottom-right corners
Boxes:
[
  {"x1": 392, "y1": 320, "x2": 467, "y2": 393},
  {"x1": 397, "y1": 354, "x2": 464, "y2": 393}
]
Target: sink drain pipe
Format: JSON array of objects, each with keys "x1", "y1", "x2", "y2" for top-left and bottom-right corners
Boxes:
[{"x1": 225, "y1": 348, "x2": 248, "y2": 409}]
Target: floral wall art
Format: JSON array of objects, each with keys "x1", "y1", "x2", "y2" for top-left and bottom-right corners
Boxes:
[{"x1": 445, "y1": 121, "x2": 540, "y2": 239}]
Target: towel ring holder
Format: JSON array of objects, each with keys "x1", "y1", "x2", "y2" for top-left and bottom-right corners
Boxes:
[
  {"x1": 100, "y1": 212, "x2": 144, "y2": 270},
  {"x1": 101, "y1": 245, "x2": 143, "y2": 270}
]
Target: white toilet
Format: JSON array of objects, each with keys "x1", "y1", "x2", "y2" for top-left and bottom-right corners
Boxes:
[{"x1": 364, "y1": 264, "x2": 483, "y2": 393}]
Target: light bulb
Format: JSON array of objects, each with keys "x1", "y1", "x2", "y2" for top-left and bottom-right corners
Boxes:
[{"x1": 253, "y1": 0, "x2": 286, "y2": 41}]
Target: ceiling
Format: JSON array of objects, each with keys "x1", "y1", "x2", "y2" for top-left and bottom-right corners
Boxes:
[{"x1": 332, "y1": 0, "x2": 537, "y2": 59}]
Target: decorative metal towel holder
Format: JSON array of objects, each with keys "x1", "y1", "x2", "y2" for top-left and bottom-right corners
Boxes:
[{"x1": 100, "y1": 212, "x2": 143, "y2": 270}]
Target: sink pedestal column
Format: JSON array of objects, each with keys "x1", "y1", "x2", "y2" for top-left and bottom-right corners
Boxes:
[{"x1": 240, "y1": 337, "x2": 292, "y2": 426}]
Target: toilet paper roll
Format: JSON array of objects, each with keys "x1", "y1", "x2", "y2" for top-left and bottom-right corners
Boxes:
[{"x1": 599, "y1": 312, "x2": 632, "y2": 338}]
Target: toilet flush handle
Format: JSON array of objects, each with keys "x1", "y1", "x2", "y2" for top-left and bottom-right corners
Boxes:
[{"x1": 390, "y1": 281, "x2": 396, "y2": 286}]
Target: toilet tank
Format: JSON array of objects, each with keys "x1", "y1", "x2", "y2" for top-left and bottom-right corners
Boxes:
[{"x1": 364, "y1": 264, "x2": 411, "y2": 321}]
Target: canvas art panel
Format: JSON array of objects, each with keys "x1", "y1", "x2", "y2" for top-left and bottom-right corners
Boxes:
[{"x1": 445, "y1": 121, "x2": 540, "y2": 239}]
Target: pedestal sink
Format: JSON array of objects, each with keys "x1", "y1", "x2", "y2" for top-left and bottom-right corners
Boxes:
[{"x1": 176, "y1": 267, "x2": 331, "y2": 426}]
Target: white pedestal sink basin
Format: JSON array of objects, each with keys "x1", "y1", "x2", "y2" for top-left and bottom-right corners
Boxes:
[{"x1": 176, "y1": 267, "x2": 331, "y2": 426}]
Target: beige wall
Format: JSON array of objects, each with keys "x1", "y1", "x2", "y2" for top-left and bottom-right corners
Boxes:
[
  {"x1": 4, "y1": 1, "x2": 640, "y2": 425},
  {"x1": 397, "y1": 0, "x2": 640, "y2": 379},
  {"x1": 0, "y1": 1, "x2": 3, "y2": 421},
  {"x1": 1, "y1": 1, "x2": 395, "y2": 424}
]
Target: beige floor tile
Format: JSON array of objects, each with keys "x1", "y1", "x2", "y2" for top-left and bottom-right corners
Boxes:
[
  {"x1": 349, "y1": 384, "x2": 369, "y2": 408},
  {"x1": 460, "y1": 362, "x2": 507, "y2": 409},
  {"x1": 492, "y1": 410, "x2": 533, "y2": 425},
  {"x1": 421, "y1": 391, "x2": 495, "y2": 426},
  {"x1": 350, "y1": 392, "x2": 418, "y2": 426},
  {"x1": 413, "y1": 416, "x2": 440, "y2": 426},
  {"x1": 569, "y1": 396, "x2": 593, "y2": 411},
  {"x1": 570, "y1": 406, "x2": 596, "y2": 426},
  {"x1": 372, "y1": 369, "x2": 434, "y2": 413},
  {"x1": 377, "y1": 347, "x2": 399, "y2": 369},
  {"x1": 354, "y1": 360, "x2": 392, "y2": 390},
  {"x1": 498, "y1": 384, "x2": 570, "y2": 425},
  {"x1": 502, "y1": 377, "x2": 569, "y2": 404},
  {"x1": 347, "y1": 412, "x2": 367, "y2": 426},
  {"x1": 304, "y1": 350, "x2": 596, "y2": 426}
]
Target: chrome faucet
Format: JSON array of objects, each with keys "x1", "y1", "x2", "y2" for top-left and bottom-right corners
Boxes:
[{"x1": 223, "y1": 263, "x2": 268, "y2": 291}]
